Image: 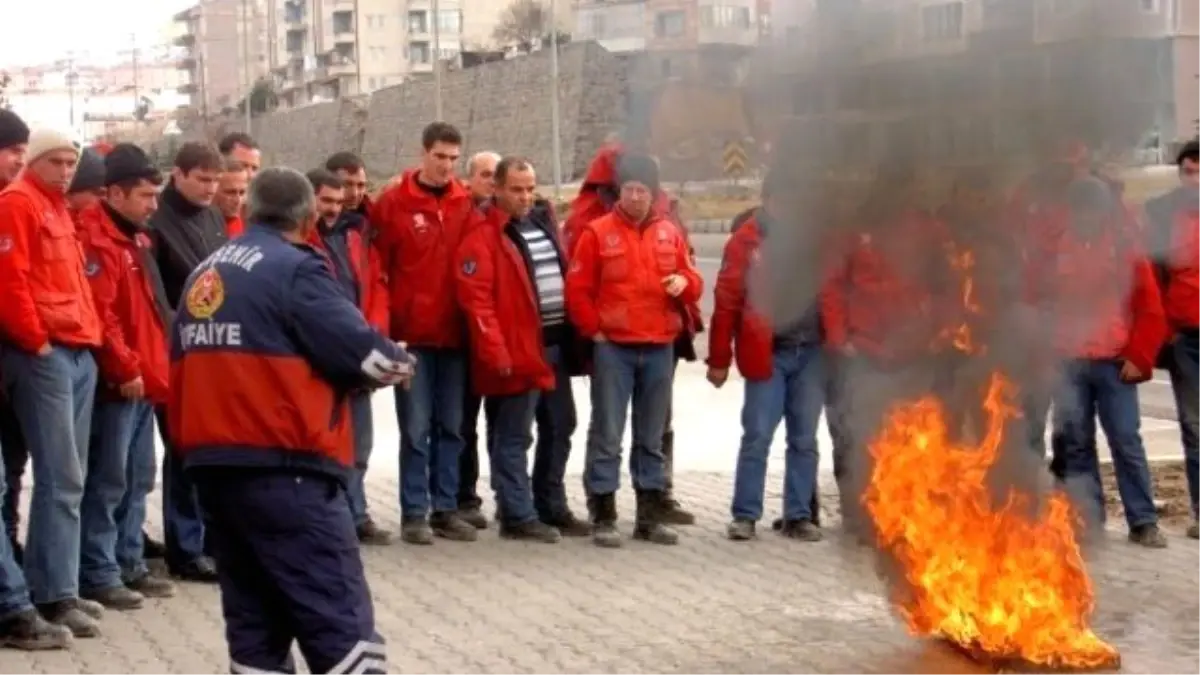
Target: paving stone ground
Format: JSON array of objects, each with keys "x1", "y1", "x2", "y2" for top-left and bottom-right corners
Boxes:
[{"x1": 2, "y1": 469, "x2": 1197, "y2": 674}]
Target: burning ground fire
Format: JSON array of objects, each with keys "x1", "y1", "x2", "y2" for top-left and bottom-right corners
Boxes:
[{"x1": 862, "y1": 372, "x2": 1121, "y2": 670}]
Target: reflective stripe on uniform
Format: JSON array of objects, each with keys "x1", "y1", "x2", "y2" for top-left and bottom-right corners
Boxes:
[{"x1": 326, "y1": 638, "x2": 388, "y2": 674}]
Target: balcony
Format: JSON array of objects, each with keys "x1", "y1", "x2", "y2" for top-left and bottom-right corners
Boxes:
[
  {"x1": 333, "y1": 29, "x2": 357, "y2": 45},
  {"x1": 173, "y1": 32, "x2": 196, "y2": 47}
]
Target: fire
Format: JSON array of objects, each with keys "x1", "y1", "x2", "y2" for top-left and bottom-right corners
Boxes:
[
  {"x1": 862, "y1": 372, "x2": 1120, "y2": 669},
  {"x1": 938, "y1": 244, "x2": 985, "y2": 355}
]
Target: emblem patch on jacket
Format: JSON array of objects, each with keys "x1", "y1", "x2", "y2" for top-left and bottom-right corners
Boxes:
[
  {"x1": 186, "y1": 267, "x2": 226, "y2": 320},
  {"x1": 0, "y1": 235, "x2": 13, "y2": 254},
  {"x1": 85, "y1": 257, "x2": 101, "y2": 277},
  {"x1": 462, "y1": 259, "x2": 477, "y2": 276}
]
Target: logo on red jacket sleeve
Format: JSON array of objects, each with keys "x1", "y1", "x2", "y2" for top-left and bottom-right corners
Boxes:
[
  {"x1": 84, "y1": 255, "x2": 101, "y2": 277},
  {"x1": 462, "y1": 259, "x2": 477, "y2": 276}
]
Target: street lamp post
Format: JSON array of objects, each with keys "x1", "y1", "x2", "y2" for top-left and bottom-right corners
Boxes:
[
  {"x1": 548, "y1": 0, "x2": 562, "y2": 196},
  {"x1": 432, "y1": 0, "x2": 443, "y2": 119}
]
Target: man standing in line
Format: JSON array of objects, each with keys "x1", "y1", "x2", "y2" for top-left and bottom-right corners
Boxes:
[
  {"x1": 217, "y1": 132, "x2": 261, "y2": 177},
  {"x1": 76, "y1": 144, "x2": 177, "y2": 611},
  {"x1": 307, "y1": 167, "x2": 392, "y2": 544},
  {"x1": 148, "y1": 142, "x2": 227, "y2": 582},
  {"x1": 214, "y1": 159, "x2": 250, "y2": 238},
  {"x1": 565, "y1": 154, "x2": 703, "y2": 548},
  {"x1": 170, "y1": 167, "x2": 407, "y2": 674},
  {"x1": 372, "y1": 122, "x2": 476, "y2": 544},
  {"x1": 0, "y1": 129, "x2": 104, "y2": 635},
  {"x1": 457, "y1": 150, "x2": 500, "y2": 529},
  {"x1": 0, "y1": 111, "x2": 74, "y2": 652}
]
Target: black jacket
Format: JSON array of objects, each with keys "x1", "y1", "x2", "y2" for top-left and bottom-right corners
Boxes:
[{"x1": 149, "y1": 182, "x2": 228, "y2": 309}]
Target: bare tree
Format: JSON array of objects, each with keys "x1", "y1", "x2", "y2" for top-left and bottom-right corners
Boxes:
[{"x1": 492, "y1": 0, "x2": 551, "y2": 53}]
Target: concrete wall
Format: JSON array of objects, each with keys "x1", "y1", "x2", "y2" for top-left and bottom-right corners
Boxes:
[{"x1": 151, "y1": 41, "x2": 627, "y2": 183}]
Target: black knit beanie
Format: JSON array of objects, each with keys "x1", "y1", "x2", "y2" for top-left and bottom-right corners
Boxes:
[
  {"x1": 0, "y1": 110, "x2": 30, "y2": 151},
  {"x1": 615, "y1": 153, "x2": 661, "y2": 194},
  {"x1": 68, "y1": 147, "x2": 108, "y2": 194}
]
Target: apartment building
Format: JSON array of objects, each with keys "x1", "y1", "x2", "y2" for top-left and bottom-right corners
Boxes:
[
  {"x1": 574, "y1": 0, "x2": 766, "y2": 82},
  {"x1": 174, "y1": 0, "x2": 270, "y2": 115},
  {"x1": 768, "y1": 0, "x2": 1198, "y2": 162}
]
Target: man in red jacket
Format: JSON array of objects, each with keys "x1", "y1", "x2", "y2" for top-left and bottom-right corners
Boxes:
[
  {"x1": 76, "y1": 144, "x2": 177, "y2": 614},
  {"x1": 371, "y1": 122, "x2": 476, "y2": 545},
  {"x1": 456, "y1": 157, "x2": 570, "y2": 543},
  {"x1": 1145, "y1": 139, "x2": 1199, "y2": 539},
  {"x1": 1042, "y1": 177, "x2": 1169, "y2": 547},
  {"x1": 565, "y1": 154, "x2": 703, "y2": 548},
  {"x1": 214, "y1": 158, "x2": 249, "y2": 239},
  {"x1": 0, "y1": 128, "x2": 104, "y2": 635},
  {"x1": 707, "y1": 172, "x2": 825, "y2": 542}
]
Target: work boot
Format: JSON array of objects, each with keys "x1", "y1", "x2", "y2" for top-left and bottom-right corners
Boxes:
[
  {"x1": 81, "y1": 586, "x2": 144, "y2": 611},
  {"x1": 499, "y1": 520, "x2": 561, "y2": 543},
  {"x1": 430, "y1": 511, "x2": 477, "y2": 542},
  {"x1": 588, "y1": 493, "x2": 622, "y2": 548},
  {"x1": 125, "y1": 571, "x2": 176, "y2": 599},
  {"x1": 1129, "y1": 523, "x2": 1168, "y2": 549},
  {"x1": 544, "y1": 511, "x2": 591, "y2": 537},
  {"x1": 779, "y1": 518, "x2": 823, "y2": 542},
  {"x1": 75, "y1": 598, "x2": 103, "y2": 620},
  {"x1": 633, "y1": 490, "x2": 679, "y2": 545},
  {"x1": 458, "y1": 506, "x2": 489, "y2": 530},
  {"x1": 658, "y1": 496, "x2": 696, "y2": 526},
  {"x1": 726, "y1": 519, "x2": 756, "y2": 541},
  {"x1": 810, "y1": 490, "x2": 822, "y2": 527},
  {"x1": 400, "y1": 517, "x2": 434, "y2": 545},
  {"x1": 356, "y1": 518, "x2": 393, "y2": 546},
  {"x1": 0, "y1": 608, "x2": 72, "y2": 650},
  {"x1": 1188, "y1": 519, "x2": 1199, "y2": 540},
  {"x1": 169, "y1": 556, "x2": 218, "y2": 583},
  {"x1": 36, "y1": 599, "x2": 100, "y2": 639}
]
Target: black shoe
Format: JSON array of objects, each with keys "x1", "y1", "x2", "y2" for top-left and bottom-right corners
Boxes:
[
  {"x1": 80, "y1": 586, "x2": 144, "y2": 611},
  {"x1": 632, "y1": 490, "x2": 679, "y2": 545},
  {"x1": 0, "y1": 608, "x2": 72, "y2": 650},
  {"x1": 500, "y1": 520, "x2": 562, "y2": 543},
  {"x1": 142, "y1": 533, "x2": 167, "y2": 560},
  {"x1": 458, "y1": 507, "x2": 489, "y2": 530},
  {"x1": 356, "y1": 518, "x2": 393, "y2": 546},
  {"x1": 36, "y1": 599, "x2": 100, "y2": 639},
  {"x1": 400, "y1": 518, "x2": 434, "y2": 545},
  {"x1": 125, "y1": 572, "x2": 176, "y2": 598},
  {"x1": 1188, "y1": 520, "x2": 1199, "y2": 540},
  {"x1": 169, "y1": 556, "x2": 219, "y2": 583},
  {"x1": 658, "y1": 497, "x2": 696, "y2": 526},
  {"x1": 588, "y1": 493, "x2": 622, "y2": 548},
  {"x1": 726, "y1": 519, "x2": 756, "y2": 541},
  {"x1": 544, "y1": 512, "x2": 592, "y2": 537},
  {"x1": 779, "y1": 518, "x2": 823, "y2": 542},
  {"x1": 1129, "y1": 523, "x2": 1167, "y2": 548},
  {"x1": 430, "y1": 511, "x2": 478, "y2": 542}
]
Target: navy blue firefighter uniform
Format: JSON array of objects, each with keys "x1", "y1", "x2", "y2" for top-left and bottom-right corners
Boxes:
[{"x1": 168, "y1": 224, "x2": 411, "y2": 674}]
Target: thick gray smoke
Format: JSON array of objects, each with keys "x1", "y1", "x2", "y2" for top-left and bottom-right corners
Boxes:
[{"x1": 742, "y1": 1, "x2": 1174, "y2": 534}]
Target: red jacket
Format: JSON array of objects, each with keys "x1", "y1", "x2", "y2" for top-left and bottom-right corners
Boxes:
[
  {"x1": 819, "y1": 210, "x2": 947, "y2": 363},
  {"x1": 707, "y1": 212, "x2": 776, "y2": 380},
  {"x1": 1044, "y1": 227, "x2": 1168, "y2": 378},
  {"x1": 225, "y1": 215, "x2": 245, "y2": 239},
  {"x1": 565, "y1": 208, "x2": 703, "y2": 345},
  {"x1": 563, "y1": 143, "x2": 623, "y2": 258},
  {"x1": 76, "y1": 205, "x2": 170, "y2": 403},
  {"x1": 306, "y1": 218, "x2": 389, "y2": 333},
  {"x1": 371, "y1": 169, "x2": 473, "y2": 348},
  {"x1": 1164, "y1": 208, "x2": 1199, "y2": 330},
  {"x1": 0, "y1": 173, "x2": 102, "y2": 352},
  {"x1": 456, "y1": 204, "x2": 556, "y2": 396}
]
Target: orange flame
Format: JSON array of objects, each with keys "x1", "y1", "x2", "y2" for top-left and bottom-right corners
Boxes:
[
  {"x1": 863, "y1": 372, "x2": 1120, "y2": 669},
  {"x1": 938, "y1": 245, "x2": 986, "y2": 355}
]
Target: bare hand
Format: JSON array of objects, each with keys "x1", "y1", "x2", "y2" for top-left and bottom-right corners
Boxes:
[
  {"x1": 706, "y1": 367, "x2": 729, "y2": 388},
  {"x1": 841, "y1": 344, "x2": 858, "y2": 357},
  {"x1": 1119, "y1": 360, "x2": 1143, "y2": 383},
  {"x1": 36, "y1": 343, "x2": 52, "y2": 356},
  {"x1": 119, "y1": 377, "x2": 145, "y2": 399},
  {"x1": 662, "y1": 274, "x2": 687, "y2": 297},
  {"x1": 593, "y1": 332, "x2": 608, "y2": 343}
]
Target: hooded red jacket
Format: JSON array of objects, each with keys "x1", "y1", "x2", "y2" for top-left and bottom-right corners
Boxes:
[
  {"x1": 456, "y1": 203, "x2": 557, "y2": 397},
  {"x1": 370, "y1": 169, "x2": 473, "y2": 348},
  {"x1": 76, "y1": 204, "x2": 170, "y2": 403},
  {"x1": 707, "y1": 211, "x2": 776, "y2": 381},
  {"x1": 1163, "y1": 208, "x2": 1199, "y2": 331}
]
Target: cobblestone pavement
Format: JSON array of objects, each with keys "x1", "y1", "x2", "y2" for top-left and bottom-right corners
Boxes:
[
  {"x1": 3, "y1": 469, "x2": 1197, "y2": 674},
  {"x1": 4, "y1": 363, "x2": 1197, "y2": 672}
]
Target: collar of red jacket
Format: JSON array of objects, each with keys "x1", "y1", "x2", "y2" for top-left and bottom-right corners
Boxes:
[
  {"x1": 394, "y1": 168, "x2": 469, "y2": 209},
  {"x1": 78, "y1": 201, "x2": 139, "y2": 247},
  {"x1": 19, "y1": 171, "x2": 68, "y2": 205}
]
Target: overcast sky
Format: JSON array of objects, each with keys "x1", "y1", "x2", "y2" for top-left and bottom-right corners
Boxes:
[{"x1": 0, "y1": 0, "x2": 193, "y2": 67}]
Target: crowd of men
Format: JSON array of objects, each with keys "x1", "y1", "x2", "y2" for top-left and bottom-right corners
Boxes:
[{"x1": 0, "y1": 102, "x2": 1195, "y2": 670}]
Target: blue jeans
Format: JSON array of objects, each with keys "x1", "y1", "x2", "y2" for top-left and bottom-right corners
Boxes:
[
  {"x1": 116, "y1": 401, "x2": 156, "y2": 580},
  {"x1": 346, "y1": 392, "x2": 375, "y2": 527},
  {"x1": 1168, "y1": 331, "x2": 1200, "y2": 516},
  {"x1": 396, "y1": 348, "x2": 466, "y2": 519},
  {"x1": 731, "y1": 345, "x2": 825, "y2": 522},
  {"x1": 0, "y1": 435, "x2": 32, "y2": 618},
  {"x1": 158, "y1": 406, "x2": 206, "y2": 566},
  {"x1": 533, "y1": 345, "x2": 576, "y2": 520},
  {"x1": 1053, "y1": 359, "x2": 1157, "y2": 529},
  {"x1": 80, "y1": 399, "x2": 137, "y2": 592},
  {"x1": 584, "y1": 342, "x2": 674, "y2": 496},
  {"x1": 484, "y1": 392, "x2": 539, "y2": 525},
  {"x1": 1, "y1": 346, "x2": 97, "y2": 605}
]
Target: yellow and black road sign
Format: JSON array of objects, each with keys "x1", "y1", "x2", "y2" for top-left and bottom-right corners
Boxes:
[{"x1": 723, "y1": 141, "x2": 748, "y2": 178}]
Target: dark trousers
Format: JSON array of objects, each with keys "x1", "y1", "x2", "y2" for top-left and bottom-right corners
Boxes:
[
  {"x1": 196, "y1": 471, "x2": 385, "y2": 674},
  {"x1": 457, "y1": 389, "x2": 491, "y2": 512},
  {"x1": 0, "y1": 398, "x2": 26, "y2": 550},
  {"x1": 156, "y1": 406, "x2": 206, "y2": 566}
]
